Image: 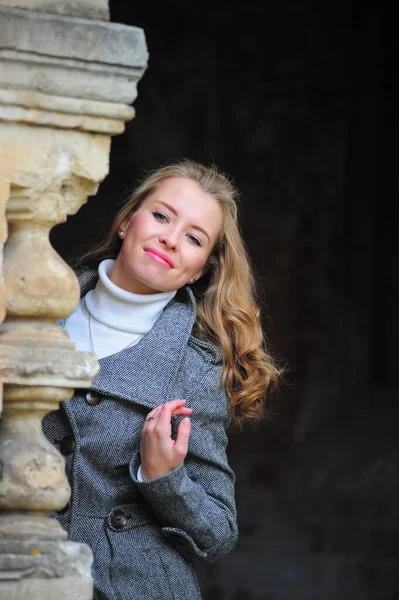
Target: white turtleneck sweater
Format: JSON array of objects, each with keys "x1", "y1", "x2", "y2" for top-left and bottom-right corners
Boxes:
[
  {"x1": 65, "y1": 259, "x2": 176, "y2": 482},
  {"x1": 65, "y1": 258, "x2": 177, "y2": 360}
]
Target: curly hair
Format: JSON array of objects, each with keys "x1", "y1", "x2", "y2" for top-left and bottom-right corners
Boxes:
[{"x1": 77, "y1": 159, "x2": 283, "y2": 424}]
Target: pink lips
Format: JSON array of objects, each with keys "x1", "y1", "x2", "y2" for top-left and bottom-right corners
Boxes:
[{"x1": 144, "y1": 247, "x2": 174, "y2": 268}]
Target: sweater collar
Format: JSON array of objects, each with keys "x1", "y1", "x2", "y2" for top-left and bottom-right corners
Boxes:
[
  {"x1": 84, "y1": 259, "x2": 176, "y2": 334},
  {"x1": 68, "y1": 264, "x2": 197, "y2": 409}
]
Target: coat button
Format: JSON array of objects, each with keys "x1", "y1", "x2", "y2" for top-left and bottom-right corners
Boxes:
[
  {"x1": 59, "y1": 436, "x2": 75, "y2": 456},
  {"x1": 110, "y1": 510, "x2": 128, "y2": 530},
  {"x1": 85, "y1": 391, "x2": 102, "y2": 406}
]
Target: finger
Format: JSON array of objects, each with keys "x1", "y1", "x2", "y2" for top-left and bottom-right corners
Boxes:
[
  {"x1": 144, "y1": 401, "x2": 191, "y2": 425},
  {"x1": 164, "y1": 399, "x2": 192, "y2": 417},
  {"x1": 173, "y1": 417, "x2": 191, "y2": 460},
  {"x1": 144, "y1": 406, "x2": 161, "y2": 425},
  {"x1": 170, "y1": 406, "x2": 192, "y2": 416},
  {"x1": 163, "y1": 399, "x2": 187, "y2": 411},
  {"x1": 156, "y1": 403, "x2": 174, "y2": 434}
]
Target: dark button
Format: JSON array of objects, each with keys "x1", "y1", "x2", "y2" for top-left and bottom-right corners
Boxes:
[
  {"x1": 110, "y1": 510, "x2": 128, "y2": 530},
  {"x1": 85, "y1": 391, "x2": 102, "y2": 406},
  {"x1": 59, "y1": 436, "x2": 75, "y2": 456}
]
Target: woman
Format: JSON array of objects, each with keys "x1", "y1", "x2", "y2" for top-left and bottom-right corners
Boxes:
[{"x1": 42, "y1": 159, "x2": 281, "y2": 600}]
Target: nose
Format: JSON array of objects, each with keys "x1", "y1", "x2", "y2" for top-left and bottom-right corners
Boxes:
[{"x1": 158, "y1": 229, "x2": 179, "y2": 250}]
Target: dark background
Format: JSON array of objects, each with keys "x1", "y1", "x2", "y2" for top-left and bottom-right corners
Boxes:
[{"x1": 51, "y1": 2, "x2": 399, "y2": 598}]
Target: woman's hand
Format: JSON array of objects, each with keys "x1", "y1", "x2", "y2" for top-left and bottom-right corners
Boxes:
[{"x1": 140, "y1": 399, "x2": 192, "y2": 481}]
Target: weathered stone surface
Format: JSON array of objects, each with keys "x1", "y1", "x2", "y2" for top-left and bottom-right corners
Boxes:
[
  {"x1": 0, "y1": 7, "x2": 145, "y2": 67},
  {"x1": 0, "y1": 514, "x2": 67, "y2": 540},
  {"x1": 0, "y1": 6, "x2": 148, "y2": 103},
  {"x1": 0, "y1": 3, "x2": 148, "y2": 597},
  {"x1": 0, "y1": 537, "x2": 93, "y2": 599},
  {"x1": 0, "y1": 103, "x2": 133, "y2": 135},
  {"x1": 0, "y1": 176, "x2": 8, "y2": 326},
  {"x1": 0, "y1": 122, "x2": 110, "y2": 194},
  {"x1": 0, "y1": 122, "x2": 110, "y2": 324},
  {"x1": 0, "y1": 172, "x2": 9, "y2": 416},
  {"x1": 0, "y1": 88, "x2": 134, "y2": 121},
  {"x1": 0, "y1": 345, "x2": 98, "y2": 387},
  {"x1": 0, "y1": 53, "x2": 144, "y2": 105},
  {"x1": 0, "y1": 0, "x2": 109, "y2": 21},
  {"x1": 0, "y1": 388, "x2": 72, "y2": 510},
  {"x1": 0, "y1": 576, "x2": 92, "y2": 600},
  {"x1": 0, "y1": 87, "x2": 135, "y2": 134}
]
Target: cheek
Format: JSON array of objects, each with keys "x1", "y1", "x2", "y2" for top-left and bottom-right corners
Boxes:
[
  {"x1": 188, "y1": 250, "x2": 209, "y2": 274},
  {"x1": 127, "y1": 212, "x2": 147, "y2": 234}
]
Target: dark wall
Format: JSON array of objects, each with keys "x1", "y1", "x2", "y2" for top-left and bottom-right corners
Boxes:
[
  {"x1": 52, "y1": 0, "x2": 398, "y2": 420},
  {"x1": 51, "y1": 2, "x2": 399, "y2": 598}
]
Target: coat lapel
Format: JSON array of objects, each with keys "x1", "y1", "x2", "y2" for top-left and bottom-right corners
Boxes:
[{"x1": 62, "y1": 266, "x2": 197, "y2": 410}]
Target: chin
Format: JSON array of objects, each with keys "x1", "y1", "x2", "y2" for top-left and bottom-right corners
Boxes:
[{"x1": 136, "y1": 279, "x2": 171, "y2": 295}]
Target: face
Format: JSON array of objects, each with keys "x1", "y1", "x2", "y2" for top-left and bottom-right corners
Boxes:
[{"x1": 110, "y1": 177, "x2": 224, "y2": 294}]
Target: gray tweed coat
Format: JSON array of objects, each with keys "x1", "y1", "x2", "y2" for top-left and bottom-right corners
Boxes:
[{"x1": 42, "y1": 267, "x2": 238, "y2": 600}]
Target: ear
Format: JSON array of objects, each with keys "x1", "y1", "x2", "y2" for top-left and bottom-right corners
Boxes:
[{"x1": 191, "y1": 263, "x2": 208, "y2": 283}]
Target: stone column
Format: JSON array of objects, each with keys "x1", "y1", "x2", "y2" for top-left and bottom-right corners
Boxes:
[{"x1": 0, "y1": 4, "x2": 148, "y2": 598}]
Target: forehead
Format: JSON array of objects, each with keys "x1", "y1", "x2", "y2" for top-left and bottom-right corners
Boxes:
[{"x1": 142, "y1": 177, "x2": 224, "y2": 239}]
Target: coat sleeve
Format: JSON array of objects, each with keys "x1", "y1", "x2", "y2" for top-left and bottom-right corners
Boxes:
[{"x1": 129, "y1": 365, "x2": 239, "y2": 563}]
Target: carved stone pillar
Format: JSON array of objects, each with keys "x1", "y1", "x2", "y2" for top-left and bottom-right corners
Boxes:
[{"x1": 0, "y1": 4, "x2": 148, "y2": 598}]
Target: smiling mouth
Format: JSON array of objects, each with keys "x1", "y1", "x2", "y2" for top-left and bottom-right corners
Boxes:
[{"x1": 144, "y1": 248, "x2": 174, "y2": 268}]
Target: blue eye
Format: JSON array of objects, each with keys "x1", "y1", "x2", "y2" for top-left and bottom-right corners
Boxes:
[
  {"x1": 152, "y1": 211, "x2": 168, "y2": 222},
  {"x1": 188, "y1": 234, "x2": 201, "y2": 247}
]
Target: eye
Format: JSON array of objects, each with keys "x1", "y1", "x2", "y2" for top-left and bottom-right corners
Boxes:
[
  {"x1": 187, "y1": 234, "x2": 202, "y2": 247},
  {"x1": 152, "y1": 211, "x2": 168, "y2": 223}
]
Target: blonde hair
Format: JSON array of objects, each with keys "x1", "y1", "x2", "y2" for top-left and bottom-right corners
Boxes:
[{"x1": 78, "y1": 159, "x2": 283, "y2": 424}]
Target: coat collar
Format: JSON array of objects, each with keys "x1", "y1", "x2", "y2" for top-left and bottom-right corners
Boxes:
[{"x1": 63, "y1": 266, "x2": 197, "y2": 410}]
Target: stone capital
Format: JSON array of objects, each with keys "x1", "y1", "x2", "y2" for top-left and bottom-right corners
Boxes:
[
  {"x1": 0, "y1": 5, "x2": 148, "y2": 135},
  {"x1": 0, "y1": 6, "x2": 148, "y2": 105},
  {"x1": 0, "y1": 0, "x2": 110, "y2": 20}
]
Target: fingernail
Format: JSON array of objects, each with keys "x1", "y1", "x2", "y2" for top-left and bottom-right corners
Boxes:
[{"x1": 182, "y1": 417, "x2": 190, "y2": 428}]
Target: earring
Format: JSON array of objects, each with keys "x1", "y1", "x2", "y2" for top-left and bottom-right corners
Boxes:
[
  {"x1": 189, "y1": 278, "x2": 195, "y2": 284},
  {"x1": 118, "y1": 229, "x2": 125, "y2": 238}
]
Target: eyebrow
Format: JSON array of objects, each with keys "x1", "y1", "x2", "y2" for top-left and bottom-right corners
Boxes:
[{"x1": 156, "y1": 201, "x2": 211, "y2": 243}]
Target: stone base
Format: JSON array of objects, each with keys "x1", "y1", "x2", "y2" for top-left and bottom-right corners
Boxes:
[
  {"x1": 0, "y1": 539, "x2": 93, "y2": 600},
  {"x1": 0, "y1": 514, "x2": 93, "y2": 599},
  {"x1": 0, "y1": 576, "x2": 91, "y2": 600}
]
